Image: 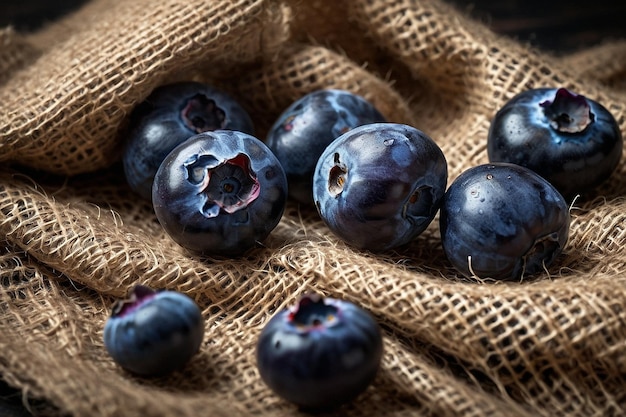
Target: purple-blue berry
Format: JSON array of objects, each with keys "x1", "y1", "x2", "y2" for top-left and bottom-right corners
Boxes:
[
  {"x1": 122, "y1": 81, "x2": 254, "y2": 200},
  {"x1": 313, "y1": 123, "x2": 448, "y2": 251},
  {"x1": 439, "y1": 163, "x2": 570, "y2": 280},
  {"x1": 152, "y1": 130, "x2": 287, "y2": 256},
  {"x1": 487, "y1": 87, "x2": 622, "y2": 200},
  {"x1": 266, "y1": 89, "x2": 386, "y2": 204},
  {"x1": 103, "y1": 285, "x2": 204, "y2": 376},
  {"x1": 256, "y1": 294, "x2": 383, "y2": 410}
]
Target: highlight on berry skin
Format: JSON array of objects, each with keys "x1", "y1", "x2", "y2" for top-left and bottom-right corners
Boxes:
[
  {"x1": 103, "y1": 285, "x2": 205, "y2": 377},
  {"x1": 256, "y1": 293, "x2": 383, "y2": 410}
]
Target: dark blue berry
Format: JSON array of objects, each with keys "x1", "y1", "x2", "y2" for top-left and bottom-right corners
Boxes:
[
  {"x1": 266, "y1": 89, "x2": 386, "y2": 204},
  {"x1": 103, "y1": 285, "x2": 204, "y2": 376},
  {"x1": 487, "y1": 87, "x2": 623, "y2": 200},
  {"x1": 313, "y1": 123, "x2": 448, "y2": 251},
  {"x1": 152, "y1": 130, "x2": 287, "y2": 256},
  {"x1": 439, "y1": 163, "x2": 570, "y2": 281},
  {"x1": 123, "y1": 81, "x2": 254, "y2": 199},
  {"x1": 256, "y1": 294, "x2": 383, "y2": 410}
]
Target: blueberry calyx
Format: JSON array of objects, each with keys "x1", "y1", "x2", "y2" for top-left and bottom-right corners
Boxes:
[
  {"x1": 328, "y1": 153, "x2": 348, "y2": 197},
  {"x1": 521, "y1": 232, "x2": 561, "y2": 276},
  {"x1": 111, "y1": 285, "x2": 157, "y2": 318},
  {"x1": 281, "y1": 114, "x2": 296, "y2": 131},
  {"x1": 540, "y1": 88, "x2": 594, "y2": 133},
  {"x1": 181, "y1": 93, "x2": 227, "y2": 133},
  {"x1": 402, "y1": 185, "x2": 435, "y2": 221},
  {"x1": 287, "y1": 294, "x2": 340, "y2": 331},
  {"x1": 184, "y1": 153, "x2": 261, "y2": 218}
]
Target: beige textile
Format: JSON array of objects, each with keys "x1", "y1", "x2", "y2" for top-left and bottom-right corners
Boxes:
[{"x1": 0, "y1": 0, "x2": 625, "y2": 416}]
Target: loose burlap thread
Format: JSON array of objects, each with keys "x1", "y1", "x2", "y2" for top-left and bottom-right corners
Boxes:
[{"x1": 1, "y1": 0, "x2": 625, "y2": 416}]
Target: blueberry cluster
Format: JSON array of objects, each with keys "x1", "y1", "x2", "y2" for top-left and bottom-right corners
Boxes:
[
  {"x1": 116, "y1": 84, "x2": 622, "y2": 408},
  {"x1": 266, "y1": 89, "x2": 387, "y2": 204},
  {"x1": 123, "y1": 81, "x2": 287, "y2": 257},
  {"x1": 123, "y1": 82, "x2": 255, "y2": 200},
  {"x1": 104, "y1": 287, "x2": 383, "y2": 411}
]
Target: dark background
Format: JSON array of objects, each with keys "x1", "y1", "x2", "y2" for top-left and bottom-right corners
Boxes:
[
  {"x1": 1, "y1": 0, "x2": 625, "y2": 54},
  {"x1": 0, "y1": 0, "x2": 625, "y2": 416}
]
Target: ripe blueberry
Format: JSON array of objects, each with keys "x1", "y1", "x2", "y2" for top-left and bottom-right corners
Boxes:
[
  {"x1": 152, "y1": 130, "x2": 287, "y2": 256},
  {"x1": 313, "y1": 123, "x2": 448, "y2": 251},
  {"x1": 122, "y1": 81, "x2": 254, "y2": 199},
  {"x1": 256, "y1": 294, "x2": 383, "y2": 410},
  {"x1": 439, "y1": 163, "x2": 570, "y2": 281},
  {"x1": 266, "y1": 89, "x2": 386, "y2": 204},
  {"x1": 103, "y1": 285, "x2": 204, "y2": 376},
  {"x1": 487, "y1": 87, "x2": 623, "y2": 200}
]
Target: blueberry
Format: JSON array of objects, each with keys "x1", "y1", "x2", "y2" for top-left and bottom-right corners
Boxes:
[
  {"x1": 487, "y1": 87, "x2": 623, "y2": 200},
  {"x1": 312, "y1": 123, "x2": 448, "y2": 251},
  {"x1": 152, "y1": 130, "x2": 287, "y2": 256},
  {"x1": 123, "y1": 81, "x2": 254, "y2": 199},
  {"x1": 439, "y1": 163, "x2": 570, "y2": 281},
  {"x1": 103, "y1": 285, "x2": 204, "y2": 376},
  {"x1": 256, "y1": 294, "x2": 383, "y2": 410},
  {"x1": 266, "y1": 89, "x2": 386, "y2": 204}
]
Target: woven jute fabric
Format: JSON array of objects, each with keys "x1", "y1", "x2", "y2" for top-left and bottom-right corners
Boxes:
[{"x1": 1, "y1": 0, "x2": 625, "y2": 416}]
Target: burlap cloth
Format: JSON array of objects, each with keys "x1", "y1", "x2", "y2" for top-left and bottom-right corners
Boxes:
[{"x1": 1, "y1": 0, "x2": 625, "y2": 416}]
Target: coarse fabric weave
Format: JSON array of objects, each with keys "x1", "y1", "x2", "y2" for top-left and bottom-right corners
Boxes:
[{"x1": 0, "y1": 0, "x2": 625, "y2": 416}]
